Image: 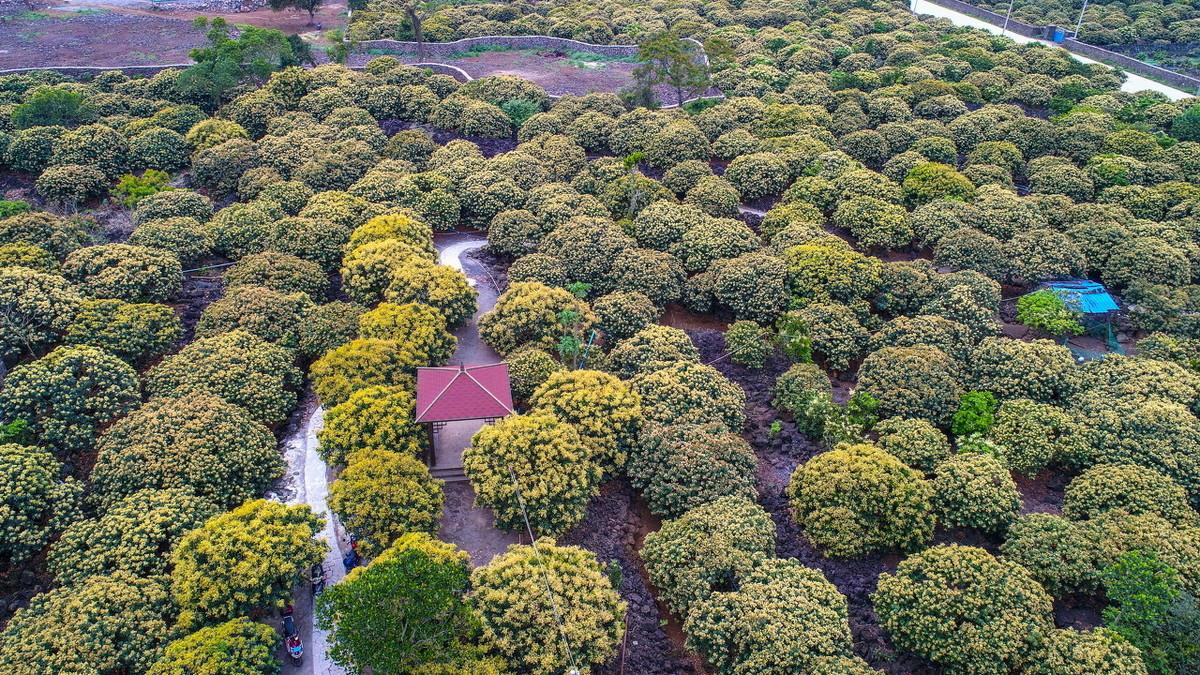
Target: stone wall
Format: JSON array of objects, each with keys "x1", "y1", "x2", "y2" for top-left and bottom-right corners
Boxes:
[
  {"x1": 914, "y1": 0, "x2": 1047, "y2": 39},
  {"x1": 357, "y1": 35, "x2": 640, "y2": 58},
  {"x1": 1064, "y1": 38, "x2": 1200, "y2": 94},
  {"x1": 917, "y1": 0, "x2": 1200, "y2": 94}
]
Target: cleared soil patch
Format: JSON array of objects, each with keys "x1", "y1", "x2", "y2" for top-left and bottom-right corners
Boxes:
[
  {"x1": 374, "y1": 48, "x2": 688, "y2": 102},
  {"x1": 0, "y1": 1, "x2": 347, "y2": 69},
  {"x1": 0, "y1": 11, "x2": 205, "y2": 68}
]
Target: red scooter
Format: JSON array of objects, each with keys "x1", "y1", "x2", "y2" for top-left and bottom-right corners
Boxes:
[{"x1": 282, "y1": 605, "x2": 303, "y2": 666}]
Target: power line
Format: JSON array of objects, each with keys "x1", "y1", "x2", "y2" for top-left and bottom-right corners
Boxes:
[{"x1": 506, "y1": 466, "x2": 582, "y2": 675}]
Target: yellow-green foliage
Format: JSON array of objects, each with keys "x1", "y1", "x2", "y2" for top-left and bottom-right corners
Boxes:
[
  {"x1": 506, "y1": 347, "x2": 564, "y2": 403},
  {"x1": 341, "y1": 238, "x2": 430, "y2": 305},
  {"x1": 346, "y1": 213, "x2": 434, "y2": 258},
  {"x1": 628, "y1": 422, "x2": 758, "y2": 518},
  {"x1": 205, "y1": 202, "x2": 274, "y2": 260},
  {"x1": 0, "y1": 344, "x2": 140, "y2": 457},
  {"x1": 185, "y1": 118, "x2": 249, "y2": 151},
  {"x1": 971, "y1": 337, "x2": 1077, "y2": 403},
  {"x1": 726, "y1": 320, "x2": 770, "y2": 368},
  {"x1": 48, "y1": 488, "x2": 218, "y2": 585},
  {"x1": 171, "y1": 499, "x2": 326, "y2": 628},
  {"x1": 463, "y1": 412, "x2": 600, "y2": 536},
  {"x1": 0, "y1": 443, "x2": 81, "y2": 565},
  {"x1": 709, "y1": 252, "x2": 790, "y2": 325},
  {"x1": 1025, "y1": 628, "x2": 1148, "y2": 675},
  {"x1": 65, "y1": 298, "x2": 181, "y2": 365},
  {"x1": 147, "y1": 618, "x2": 279, "y2": 675},
  {"x1": 90, "y1": 393, "x2": 282, "y2": 509},
  {"x1": 932, "y1": 452, "x2": 1021, "y2": 534},
  {"x1": 1063, "y1": 464, "x2": 1199, "y2": 526},
  {"x1": 269, "y1": 214, "x2": 354, "y2": 274},
  {"x1": 479, "y1": 281, "x2": 595, "y2": 356},
  {"x1": 1073, "y1": 397, "x2": 1200, "y2": 506},
  {"x1": 129, "y1": 216, "x2": 214, "y2": 267},
  {"x1": 329, "y1": 449, "x2": 444, "y2": 559},
  {"x1": 0, "y1": 267, "x2": 81, "y2": 360},
  {"x1": 224, "y1": 251, "x2": 329, "y2": 300},
  {"x1": 874, "y1": 545, "x2": 1055, "y2": 675},
  {"x1": 686, "y1": 558, "x2": 866, "y2": 674},
  {"x1": 631, "y1": 362, "x2": 746, "y2": 431},
  {"x1": 988, "y1": 398, "x2": 1085, "y2": 476},
  {"x1": 299, "y1": 301, "x2": 365, "y2": 361},
  {"x1": 0, "y1": 572, "x2": 173, "y2": 675},
  {"x1": 787, "y1": 443, "x2": 935, "y2": 557},
  {"x1": 196, "y1": 285, "x2": 314, "y2": 351},
  {"x1": 607, "y1": 324, "x2": 701, "y2": 380},
  {"x1": 1002, "y1": 510, "x2": 1200, "y2": 598},
  {"x1": 671, "y1": 217, "x2": 760, "y2": 274},
  {"x1": 357, "y1": 302, "x2": 456, "y2": 365},
  {"x1": 592, "y1": 290, "x2": 658, "y2": 343},
  {"x1": 785, "y1": 243, "x2": 882, "y2": 305},
  {"x1": 0, "y1": 211, "x2": 90, "y2": 259},
  {"x1": 309, "y1": 339, "x2": 419, "y2": 407},
  {"x1": 872, "y1": 417, "x2": 952, "y2": 473},
  {"x1": 384, "y1": 256, "x2": 478, "y2": 329},
  {"x1": 318, "y1": 384, "x2": 423, "y2": 467},
  {"x1": 794, "y1": 302, "x2": 868, "y2": 372},
  {"x1": 529, "y1": 369, "x2": 642, "y2": 476},
  {"x1": 0, "y1": 243, "x2": 58, "y2": 273},
  {"x1": 469, "y1": 539, "x2": 626, "y2": 675},
  {"x1": 132, "y1": 190, "x2": 214, "y2": 225},
  {"x1": 641, "y1": 496, "x2": 776, "y2": 619},
  {"x1": 146, "y1": 329, "x2": 301, "y2": 425},
  {"x1": 62, "y1": 243, "x2": 182, "y2": 303},
  {"x1": 858, "y1": 345, "x2": 963, "y2": 426}
]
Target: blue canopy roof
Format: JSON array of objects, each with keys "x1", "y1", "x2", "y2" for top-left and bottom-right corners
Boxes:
[{"x1": 1040, "y1": 280, "x2": 1119, "y2": 314}]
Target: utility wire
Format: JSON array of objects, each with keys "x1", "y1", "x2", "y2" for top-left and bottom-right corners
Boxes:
[{"x1": 506, "y1": 466, "x2": 582, "y2": 675}]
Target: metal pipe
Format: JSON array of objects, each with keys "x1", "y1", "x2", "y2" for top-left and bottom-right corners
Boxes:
[{"x1": 1074, "y1": 0, "x2": 1090, "y2": 38}]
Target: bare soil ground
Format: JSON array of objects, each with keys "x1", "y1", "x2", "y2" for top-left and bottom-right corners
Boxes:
[
  {"x1": 0, "y1": 1, "x2": 345, "y2": 69},
  {"x1": 367, "y1": 48, "x2": 689, "y2": 102}
]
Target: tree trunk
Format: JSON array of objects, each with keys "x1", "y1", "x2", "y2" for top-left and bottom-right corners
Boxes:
[
  {"x1": 408, "y1": 10, "x2": 425, "y2": 62},
  {"x1": 307, "y1": 7, "x2": 315, "y2": 25}
]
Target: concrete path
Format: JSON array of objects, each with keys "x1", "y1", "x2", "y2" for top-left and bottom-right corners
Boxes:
[
  {"x1": 432, "y1": 232, "x2": 520, "y2": 566},
  {"x1": 911, "y1": 0, "x2": 1192, "y2": 100},
  {"x1": 277, "y1": 405, "x2": 346, "y2": 675}
]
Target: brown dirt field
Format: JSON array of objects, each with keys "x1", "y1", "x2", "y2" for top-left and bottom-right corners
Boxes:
[
  {"x1": 0, "y1": 1, "x2": 346, "y2": 69},
  {"x1": 379, "y1": 48, "x2": 690, "y2": 102}
]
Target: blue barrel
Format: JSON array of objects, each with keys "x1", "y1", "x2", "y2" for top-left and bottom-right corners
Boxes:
[{"x1": 1052, "y1": 26, "x2": 1066, "y2": 43}]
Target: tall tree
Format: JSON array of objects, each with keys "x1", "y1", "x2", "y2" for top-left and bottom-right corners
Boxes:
[
  {"x1": 316, "y1": 533, "x2": 479, "y2": 673},
  {"x1": 633, "y1": 32, "x2": 713, "y2": 106},
  {"x1": 269, "y1": 0, "x2": 323, "y2": 25}
]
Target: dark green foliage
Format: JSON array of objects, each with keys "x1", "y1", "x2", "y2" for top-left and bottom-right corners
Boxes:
[{"x1": 1102, "y1": 550, "x2": 1200, "y2": 675}]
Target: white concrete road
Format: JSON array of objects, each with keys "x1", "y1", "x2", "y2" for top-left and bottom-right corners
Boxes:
[
  {"x1": 278, "y1": 405, "x2": 346, "y2": 675},
  {"x1": 910, "y1": 0, "x2": 1193, "y2": 100}
]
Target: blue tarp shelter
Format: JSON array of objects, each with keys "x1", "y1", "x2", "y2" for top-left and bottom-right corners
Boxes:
[{"x1": 1040, "y1": 280, "x2": 1119, "y2": 315}]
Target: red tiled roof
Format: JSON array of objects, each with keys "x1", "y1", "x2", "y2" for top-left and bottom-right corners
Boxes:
[{"x1": 414, "y1": 364, "x2": 514, "y2": 423}]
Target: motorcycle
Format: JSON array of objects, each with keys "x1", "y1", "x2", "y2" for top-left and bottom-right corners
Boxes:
[
  {"x1": 281, "y1": 605, "x2": 302, "y2": 665},
  {"x1": 281, "y1": 604, "x2": 297, "y2": 638},
  {"x1": 342, "y1": 548, "x2": 360, "y2": 573},
  {"x1": 286, "y1": 633, "x2": 304, "y2": 666},
  {"x1": 311, "y1": 563, "x2": 327, "y2": 596}
]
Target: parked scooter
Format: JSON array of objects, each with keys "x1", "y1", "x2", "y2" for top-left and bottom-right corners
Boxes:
[
  {"x1": 311, "y1": 563, "x2": 327, "y2": 596},
  {"x1": 286, "y1": 634, "x2": 304, "y2": 666},
  {"x1": 282, "y1": 604, "x2": 303, "y2": 665}
]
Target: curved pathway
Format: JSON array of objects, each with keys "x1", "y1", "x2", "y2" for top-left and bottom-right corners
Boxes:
[{"x1": 433, "y1": 231, "x2": 521, "y2": 567}]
